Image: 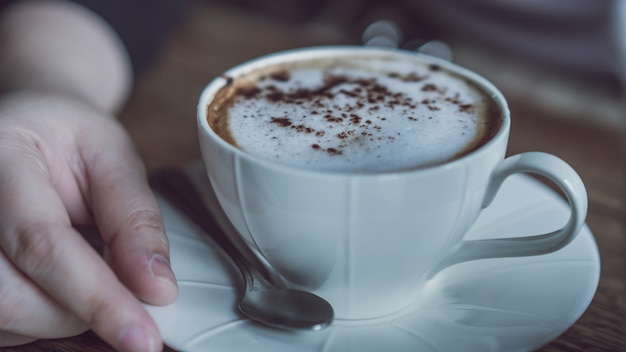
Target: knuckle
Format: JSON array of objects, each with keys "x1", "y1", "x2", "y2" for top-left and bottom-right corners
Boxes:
[
  {"x1": 108, "y1": 207, "x2": 168, "y2": 252},
  {"x1": 127, "y1": 208, "x2": 165, "y2": 235},
  {"x1": 0, "y1": 130, "x2": 47, "y2": 172},
  {"x1": 8, "y1": 222, "x2": 60, "y2": 278}
]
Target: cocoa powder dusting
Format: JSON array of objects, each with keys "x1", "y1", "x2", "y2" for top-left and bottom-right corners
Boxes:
[
  {"x1": 207, "y1": 58, "x2": 502, "y2": 172},
  {"x1": 422, "y1": 84, "x2": 438, "y2": 92},
  {"x1": 218, "y1": 67, "x2": 492, "y2": 159},
  {"x1": 237, "y1": 86, "x2": 261, "y2": 99},
  {"x1": 270, "y1": 70, "x2": 291, "y2": 82},
  {"x1": 428, "y1": 64, "x2": 442, "y2": 71},
  {"x1": 326, "y1": 148, "x2": 342, "y2": 155},
  {"x1": 271, "y1": 117, "x2": 292, "y2": 127}
]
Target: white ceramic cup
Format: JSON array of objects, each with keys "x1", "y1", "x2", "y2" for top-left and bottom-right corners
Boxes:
[{"x1": 197, "y1": 47, "x2": 588, "y2": 320}]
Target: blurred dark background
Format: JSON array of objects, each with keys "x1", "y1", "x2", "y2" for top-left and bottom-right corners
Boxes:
[
  {"x1": 115, "y1": 0, "x2": 624, "y2": 173},
  {"x1": 201, "y1": 0, "x2": 623, "y2": 129}
]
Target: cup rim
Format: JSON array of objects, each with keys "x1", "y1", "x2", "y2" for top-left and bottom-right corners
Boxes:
[{"x1": 197, "y1": 45, "x2": 511, "y2": 177}]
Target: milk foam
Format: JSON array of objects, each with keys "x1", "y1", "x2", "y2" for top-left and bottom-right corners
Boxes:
[{"x1": 221, "y1": 56, "x2": 495, "y2": 172}]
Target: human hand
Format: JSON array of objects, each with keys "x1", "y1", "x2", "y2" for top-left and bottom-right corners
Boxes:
[{"x1": 0, "y1": 91, "x2": 177, "y2": 352}]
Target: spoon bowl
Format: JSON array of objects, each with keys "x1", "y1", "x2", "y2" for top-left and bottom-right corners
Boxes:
[{"x1": 240, "y1": 274, "x2": 334, "y2": 331}]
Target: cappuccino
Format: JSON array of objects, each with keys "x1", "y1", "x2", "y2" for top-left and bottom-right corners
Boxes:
[
  {"x1": 207, "y1": 52, "x2": 501, "y2": 172},
  {"x1": 199, "y1": 48, "x2": 587, "y2": 320}
]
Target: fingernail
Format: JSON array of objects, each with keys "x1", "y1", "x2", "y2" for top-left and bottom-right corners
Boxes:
[
  {"x1": 149, "y1": 254, "x2": 177, "y2": 288},
  {"x1": 118, "y1": 326, "x2": 159, "y2": 352}
]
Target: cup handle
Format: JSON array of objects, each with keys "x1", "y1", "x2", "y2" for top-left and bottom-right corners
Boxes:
[{"x1": 435, "y1": 152, "x2": 588, "y2": 271}]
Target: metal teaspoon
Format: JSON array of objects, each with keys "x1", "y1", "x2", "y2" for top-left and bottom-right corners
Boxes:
[{"x1": 149, "y1": 168, "x2": 334, "y2": 331}]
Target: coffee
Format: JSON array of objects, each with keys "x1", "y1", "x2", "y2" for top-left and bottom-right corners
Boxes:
[{"x1": 207, "y1": 53, "x2": 501, "y2": 172}]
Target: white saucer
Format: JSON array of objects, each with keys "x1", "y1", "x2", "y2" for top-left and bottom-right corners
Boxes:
[{"x1": 146, "y1": 173, "x2": 600, "y2": 352}]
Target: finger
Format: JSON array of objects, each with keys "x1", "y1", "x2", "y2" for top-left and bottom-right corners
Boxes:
[
  {"x1": 0, "y1": 331, "x2": 36, "y2": 347},
  {"x1": 82, "y1": 126, "x2": 178, "y2": 306},
  {"x1": 0, "y1": 249, "x2": 86, "y2": 339},
  {"x1": 0, "y1": 155, "x2": 162, "y2": 352}
]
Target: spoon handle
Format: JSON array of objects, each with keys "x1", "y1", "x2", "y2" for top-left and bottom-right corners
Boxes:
[{"x1": 148, "y1": 168, "x2": 279, "y2": 286}]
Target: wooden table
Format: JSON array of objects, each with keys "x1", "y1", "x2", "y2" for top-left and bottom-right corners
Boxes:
[{"x1": 8, "y1": 1, "x2": 625, "y2": 351}]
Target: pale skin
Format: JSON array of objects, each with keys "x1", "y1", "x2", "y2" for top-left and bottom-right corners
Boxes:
[{"x1": 0, "y1": 1, "x2": 178, "y2": 352}]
